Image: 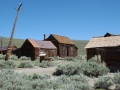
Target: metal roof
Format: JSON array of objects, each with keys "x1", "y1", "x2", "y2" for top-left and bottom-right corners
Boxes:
[{"x1": 28, "y1": 39, "x2": 57, "y2": 49}]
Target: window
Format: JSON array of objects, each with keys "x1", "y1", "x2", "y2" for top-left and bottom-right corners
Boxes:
[
  {"x1": 62, "y1": 45, "x2": 65, "y2": 54},
  {"x1": 70, "y1": 46, "x2": 73, "y2": 54}
]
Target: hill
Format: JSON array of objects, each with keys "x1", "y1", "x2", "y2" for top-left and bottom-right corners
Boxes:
[{"x1": 0, "y1": 36, "x2": 88, "y2": 55}]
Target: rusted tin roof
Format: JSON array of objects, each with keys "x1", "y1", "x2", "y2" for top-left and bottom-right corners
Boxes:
[
  {"x1": 28, "y1": 39, "x2": 57, "y2": 49},
  {"x1": 51, "y1": 34, "x2": 75, "y2": 44},
  {"x1": 0, "y1": 45, "x2": 17, "y2": 51},
  {"x1": 85, "y1": 35, "x2": 120, "y2": 48}
]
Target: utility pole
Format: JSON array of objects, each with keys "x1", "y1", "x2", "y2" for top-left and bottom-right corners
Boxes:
[{"x1": 5, "y1": 3, "x2": 22, "y2": 61}]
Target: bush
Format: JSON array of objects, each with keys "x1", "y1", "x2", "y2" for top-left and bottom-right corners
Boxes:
[
  {"x1": 0, "y1": 69, "x2": 91, "y2": 90},
  {"x1": 19, "y1": 56, "x2": 31, "y2": 60},
  {"x1": 94, "y1": 76, "x2": 113, "y2": 89},
  {"x1": 9, "y1": 54, "x2": 18, "y2": 60},
  {"x1": 54, "y1": 63, "x2": 83, "y2": 76},
  {"x1": 55, "y1": 75, "x2": 91, "y2": 90},
  {"x1": 114, "y1": 72, "x2": 120, "y2": 90},
  {"x1": 29, "y1": 73, "x2": 50, "y2": 80},
  {"x1": 0, "y1": 54, "x2": 5, "y2": 60},
  {"x1": 49, "y1": 56, "x2": 60, "y2": 61},
  {"x1": 0, "y1": 60, "x2": 16, "y2": 69},
  {"x1": 32, "y1": 60, "x2": 40, "y2": 66},
  {"x1": 65, "y1": 57, "x2": 76, "y2": 61},
  {"x1": 81, "y1": 62, "x2": 110, "y2": 77},
  {"x1": 18, "y1": 61, "x2": 34, "y2": 68},
  {"x1": 39, "y1": 61, "x2": 54, "y2": 68}
]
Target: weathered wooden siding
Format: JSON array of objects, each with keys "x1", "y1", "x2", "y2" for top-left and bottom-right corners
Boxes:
[
  {"x1": 46, "y1": 35, "x2": 78, "y2": 58},
  {"x1": 21, "y1": 40, "x2": 36, "y2": 60},
  {"x1": 104, "y1": 47, "x2": 120, "y2": 70},
  {"x1": 86, "y1": 48, "x2": 96, "y2": 60},
  {"x1": 59, "y1": 44, "x2": 77, "y2": 58}
]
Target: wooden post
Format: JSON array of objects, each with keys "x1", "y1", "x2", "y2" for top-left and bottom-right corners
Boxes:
[{"x1": 5, "y1": 3, "x2": 22, "y2": 61}]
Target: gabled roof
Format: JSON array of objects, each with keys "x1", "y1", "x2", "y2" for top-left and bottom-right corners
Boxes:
[
  {"x1": 28, "y1": 39, "x2": 57, "y2": 49},
  {"x1": 85, "y1": 35, "x2": 120, "y2": 49},
  {"x1": 50, "y1": 34, "x2": 75, "y2": 44},
  {"x1": 104, "y1": 32, "x2": 114, "y2": 37}
]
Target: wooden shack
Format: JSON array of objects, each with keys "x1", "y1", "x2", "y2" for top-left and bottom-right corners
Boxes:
[
  {"x1": 21, "y1": 38, "x2": 57, "y2": 60},
  {"x1": 45, "y1": 34, "x2": 78, "y2": 58},
  {"x1": 85, "y1": 33, "x2": 120, "y2": 70},
  {"x1": 0, "y1": 45, "x2": 18, "y2": 55}
]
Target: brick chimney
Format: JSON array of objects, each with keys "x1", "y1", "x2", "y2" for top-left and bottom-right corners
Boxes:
[{"x1": 44, "y1": 34, "x2": 46, "y2": 40}]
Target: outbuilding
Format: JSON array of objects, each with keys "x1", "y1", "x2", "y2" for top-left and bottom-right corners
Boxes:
[
  {"x1": 45, "y1": 34, "x2": 78, "y2": 58},
  {"x1": 21, "y1": 38, "x2": 57, "y2": 60},
  {"x1": 85, "y1": 33, "x2": 120, "y2": 70}
]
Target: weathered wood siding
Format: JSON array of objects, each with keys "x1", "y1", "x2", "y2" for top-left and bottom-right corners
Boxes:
[
  {"x1": 21, "y1": 40, "x2": 37, "y2": 60},
  {"x1": 59, "y1": 44, "x2": 77, "y2": 58},
  {"x1": 46, "y1": 35, "x2": 78, "y2": 58},
  {"x1": 86, "y1": 48, "x2": 96, "y2": 60},
  {"x1": 104, "y1": 47, "x2": 120, "y2": 70}
]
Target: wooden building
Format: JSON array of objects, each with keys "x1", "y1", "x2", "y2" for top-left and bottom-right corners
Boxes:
[
  {"x1": 21, "y1": 38, "x2": 57, "y2": 60},
  {"x1": 45, "y1": 34, "x2": 78, "y2": 58},
  {"x1": 0, "y1": 45, "x2": 18, "y2": 55},
  {"x1": 85, "y1": 33, "x2": 120, "y2": 70}
]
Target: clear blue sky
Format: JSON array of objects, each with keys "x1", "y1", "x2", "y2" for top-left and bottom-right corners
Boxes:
[{"x1": 0, "y1": 0, "x2": 120, "y2": 40}]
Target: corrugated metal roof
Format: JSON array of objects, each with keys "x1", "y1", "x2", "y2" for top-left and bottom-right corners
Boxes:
[
  {"x1": 85, "y1": 35, "x2": 120, "y2": 48},
  {"x1": 51, "y1": 34, "x2": 75, "y2": 44},
  {"x1": 28, "y1": 39, "x2": 57, "y2": 49}
]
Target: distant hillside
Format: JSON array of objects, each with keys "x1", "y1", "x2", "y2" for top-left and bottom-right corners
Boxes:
[
  {"x1": 73, "y1": 40, "x2": 88, "y2": 55},
  {"x1": 0, "y1": 36, "x2": 88, "y2": 55},
  {"x1": 0, "y1": 36, "x2": 25, "y2": 48}
]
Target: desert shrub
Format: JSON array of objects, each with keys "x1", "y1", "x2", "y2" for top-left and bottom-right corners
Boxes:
[
  {"x1": 114, "y1": 72, "x2": 120, "y2": 90},
  {"x1": 0, "y1": 60, "x2": 16, "y2": 69},
  {"x1": 39, "y1": 61, "x2": 54, "y2": 68},
  {"x1": 81, "y1": 62, "x2": 109, "y2": 77},
  {"x1": 18, "y1": 61, "x2": 34, "y2": 68},
  {"x1": 70, "y1": 74, "x2": 89, "y2": 83},
  {"x1": 19, "y1": 56, "x2": 31, "y2": 60},
  {"x1": 54, "y1": 63, "x2": 83, "y2": 76},
  {"x1": 9, "y1": 54, "x2": 18, "y2": 60},
  {"x1": 55, "y1": 75, "x2": 91, "y2": 90},
  {"x1": 116, "y1": 84, "x2": 120, "y2": 90},
  {"x1": 65, "y1": 57, "x2": 76, "y2": 61},
  {"x1": 94, "y1": 76, "x2": 114, "y2": 89},
  {"x1": 0, "y1": 69, "x2": 32, "y2": 90},
  {"x1": 29, "y1": 73, "x2": 50, "y2": 80},
  {"x1": 0, "y1": 54, "x2": 5, "y2": 60},
  {"x1": 32, "y1": 60, "x2": 40, "y2": 66},
  {"x1": 0, "y1": 69, "x2": 91, "y2": 90}
]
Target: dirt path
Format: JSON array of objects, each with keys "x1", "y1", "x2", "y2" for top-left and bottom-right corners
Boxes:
[{"x1": 14, "y1": 66, "x2": 57, "y2": 75}]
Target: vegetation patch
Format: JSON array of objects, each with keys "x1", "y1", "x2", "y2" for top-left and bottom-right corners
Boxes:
[
  {"x1": 39, "y1": 61, "x2": 54, "y2": 68},
  {"x1": 94, "y1": 76, "x2": 114, "y2": 89},
  {"x1": 81, "y1": 62, "x2": 110, "y2": 77},
  {"x1": 19, "y1": 56, "x2": 31, "y2": 60},
  {"x1": 0, "y1": 69, "x2": 91, "y2": 90},
  {"x1": 18, "y1": 61, "x2": 34, "y2": 68},
  {"x1": 114, "y1": 72, "x2": 120, "y2": 90},
  {"x1": 0, "y1": 60, "x2": 16, "y2": 69},
  {"x1": 54, "y1": 63, "x2": 82, "y2": 76}
]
